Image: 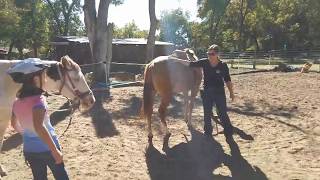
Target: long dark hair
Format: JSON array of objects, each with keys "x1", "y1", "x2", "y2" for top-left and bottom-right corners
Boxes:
[{"x1": 17, "y1": 72, "x2": 45, "y2": 98}]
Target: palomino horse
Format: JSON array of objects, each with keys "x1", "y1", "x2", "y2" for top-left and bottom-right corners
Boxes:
[
  {"x1": 0, "y1": 56, "x2": 96, "y2": 177},
  {"x1": 142, "y1": 49, "x2": 202, "y2": 149}
]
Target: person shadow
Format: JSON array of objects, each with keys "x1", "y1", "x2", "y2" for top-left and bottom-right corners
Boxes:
[
  {"x1": 145, "y1": 127, "x2": 224, "y2": 180},
  {"x1": 145, "y1": 127, "x2": 267, "y2": 180},
  {"x1": 223, "y1": 136, "x2": 268, "y2": 180}
]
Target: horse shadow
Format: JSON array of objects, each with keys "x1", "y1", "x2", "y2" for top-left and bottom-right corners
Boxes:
[
  {"x1": 145, "y1": 127, "x2": 267, "y2": 180},
  {"x1": 89, "y1": 92, "x2": 119, "y2": 138}
]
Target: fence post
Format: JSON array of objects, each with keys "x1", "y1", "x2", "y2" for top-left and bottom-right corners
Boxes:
[{"x1": 253, "y1": 50, "x2": 256, "y2": 69}]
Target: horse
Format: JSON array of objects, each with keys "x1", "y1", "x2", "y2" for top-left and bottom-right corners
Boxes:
[
  {"x1": 142, "y1": 49, "x2": 203, "y2": 149},
  {"x1": 0, "y1": 55, "x2": 96, "y2": 177}
]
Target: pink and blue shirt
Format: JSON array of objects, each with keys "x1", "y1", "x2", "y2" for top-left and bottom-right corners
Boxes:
[{"x1": 12, "y1": 95, "x2": 59, "y2": 152}]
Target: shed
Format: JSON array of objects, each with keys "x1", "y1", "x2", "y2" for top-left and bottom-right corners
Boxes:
[
  {"x1": 50, "y1": 36, "x2": 175, "y2": 65},
  {"x1": 0, "y1": 48, "x2": 8, "y2": 59}
]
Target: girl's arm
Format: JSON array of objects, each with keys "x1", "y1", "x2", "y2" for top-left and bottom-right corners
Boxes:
[
  {"x1": 11, "y1": 113, "x2": 23, "y2": 134},
  {"x1": 33, "y1": 108, "x2": 63, "y2": 164}
]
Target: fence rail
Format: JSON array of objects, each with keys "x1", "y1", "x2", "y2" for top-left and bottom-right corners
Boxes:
[{"x1": 76, "y1": 49, "x2": 320, "y2": 74}]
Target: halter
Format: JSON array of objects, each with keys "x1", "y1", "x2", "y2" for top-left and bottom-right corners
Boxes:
[{"x1": 56, "y1": 62, "x2": 93, "y2": 100}]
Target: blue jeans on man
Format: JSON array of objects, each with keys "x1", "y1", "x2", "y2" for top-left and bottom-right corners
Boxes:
[{"x1": 201, "y1": 88, "x2": 233, "y2": 137}]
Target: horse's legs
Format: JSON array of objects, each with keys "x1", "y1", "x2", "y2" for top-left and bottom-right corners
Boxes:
[
  {"x1": 183, "y1": 91, "x2": 190, "y2": 124},
  {"x1": 158, "y1": 96, "x2": 171, "y2": 151},
  {"x1": 146, "y1": 92, "x2": 155, "y2": 144},
  {"x1": 158, "y1": 97, "x2": 171, "y2": 136},
  {"x1": 187, "y1": 96, "x2": 195, "y2": 127},
  {"x1": 147, "y1": 112, "x2": 153, "y2": 144},
  {"x1": 0, "y1": 118, "x2": 9, "y2": 177}
]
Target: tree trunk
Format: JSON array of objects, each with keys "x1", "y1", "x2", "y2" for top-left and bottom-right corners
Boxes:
[
  {"x1": 31, "y1": 0, "x2": 38, "y2": 57},
  {"x1": 145, "y1": 0, "x2": 157, "y2": 63},
  {"x1": 8, "y1": 40, "x2": 14, "y2": 60},
  {"x1": 105, "y1": 23, "x2": 114, "y2": 84},
  {"x1": 83, "y1": 0, "x2": 112, "y2": 83}
]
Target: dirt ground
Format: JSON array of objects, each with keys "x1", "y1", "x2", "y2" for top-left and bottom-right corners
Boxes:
[{"x1": 2, "y1": 71, "x2": 320, "y2": 180}]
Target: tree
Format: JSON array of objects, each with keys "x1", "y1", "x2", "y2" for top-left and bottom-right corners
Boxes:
[
  {"x1": 43, "y1": 0, "x2": 83, "y2": 36},
  {"x1": 159, "y1": 8, "x2": 191, "y2": 47},
  {"x1": 145, "y1": 0, "x2": 157, "y2": 63},
  {"x1": 197, "y1": 0, "x2": 231, "y2": 43},
  {"x1": 83, "y1": 0, "x2": 123, "y2": 83},
  {"x1": 2, "y1": 0, "x2": 50, "y2": 58},
  {"x1": 113, "y1": 21, "x2": 148, "y2": 38},
  {"x1": 0, "y1": 0, "x2": 20, "y2": 41}
]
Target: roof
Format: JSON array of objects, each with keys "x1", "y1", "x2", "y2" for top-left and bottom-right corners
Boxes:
[
  {"x1": 113, "y1": 38, "x2": 174, "y2": 46},
  {"x1": 0, "y1": 48, "x2": 8, "y2": 55},
  {"x1": 51, "y1": 36, "x2": 174, "y2": 46}
]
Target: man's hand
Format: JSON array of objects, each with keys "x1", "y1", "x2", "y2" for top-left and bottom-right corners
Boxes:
[{"x1": 230, "y1": 92, "x2": 235, "y2": 101}]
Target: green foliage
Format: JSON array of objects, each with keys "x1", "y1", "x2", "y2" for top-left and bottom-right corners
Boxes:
[
  {"x1": 159, "y1": 8, "x2": 191, "y2": 47},
  {"x1": 196, "y1": 0, "x2": 320, "y2": 51},
  {"x1": 0, "y1": 1, "x2": 20, "y2": 40},
  {"x1": 43, "y1": 0, "x2": 83, "y2": 36},
  {"x1": 113, "y1": 21, "x2": 148, "y2": 38}
]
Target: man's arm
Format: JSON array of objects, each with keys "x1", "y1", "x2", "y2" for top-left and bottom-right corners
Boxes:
[
  {"x1": 223, "y1": 63, "x2": 235, "y2": 101},
  {"x1": 170, "y1": 57, "x2": 204, "y2": 67},
  {"x1": 226, "y1": 81, "x2": 235, "y2": 101},
  {"x1": 171, "y1": 57, "x2": 191, "y2": 66}
]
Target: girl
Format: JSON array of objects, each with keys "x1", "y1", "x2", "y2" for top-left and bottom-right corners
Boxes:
[{"x1": 7, "y1": 58, "x2": 69, "y2": 180}]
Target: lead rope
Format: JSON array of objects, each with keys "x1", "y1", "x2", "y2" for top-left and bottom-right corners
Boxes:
[{"x1": 58, "y1": 98, "x2": 76, "y2": 138}]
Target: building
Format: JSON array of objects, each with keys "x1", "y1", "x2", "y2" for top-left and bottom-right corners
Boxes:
[{"x1": 50, "y1": 36, "x2": 175, "y2": 73}]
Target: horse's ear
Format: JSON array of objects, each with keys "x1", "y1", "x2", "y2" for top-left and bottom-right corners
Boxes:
[
  {"x1": 186, "y1": 49, "x2": 194, "y2": 55},
  {"x1": 61, "y1": 55, "x2": 71, "y2": 67}
]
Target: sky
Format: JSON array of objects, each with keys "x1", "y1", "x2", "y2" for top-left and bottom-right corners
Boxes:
[{"x1": 97, "y1": 0, "x2": 199, "y2": 30}]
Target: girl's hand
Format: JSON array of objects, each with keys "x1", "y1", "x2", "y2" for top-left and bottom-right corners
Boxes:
[{"x1": 52, "y1": 149, "x2": 63, "y2": 164}]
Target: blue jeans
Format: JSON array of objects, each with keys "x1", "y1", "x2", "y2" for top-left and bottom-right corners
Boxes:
[
  {"x1": 24, "y1": 151, "x2": 69, "y2": 180},
  {"x1": 201, "y1": 88, "x2": 233, "y2": 136}
]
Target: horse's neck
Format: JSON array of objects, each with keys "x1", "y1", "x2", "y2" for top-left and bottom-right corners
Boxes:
[
  {"x1": 0, "y1": 61, "x2": 20, "y2": 106},
  {"x1": 0, "y1": 60, "x2": 58, "y2": 103}
]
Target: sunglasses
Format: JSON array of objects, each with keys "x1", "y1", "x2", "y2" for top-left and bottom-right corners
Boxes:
[{"x1": 207, "y1": 52, "x2": 217, "y2": 56}]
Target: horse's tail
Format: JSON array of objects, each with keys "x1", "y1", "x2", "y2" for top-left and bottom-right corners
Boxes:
[{"x1": 141, "y1": 63, "x2": 154, "y2": 118}]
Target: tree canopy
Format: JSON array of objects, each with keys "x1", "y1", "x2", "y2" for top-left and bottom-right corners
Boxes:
[{"x1": 1, "y1": 0, "x2": 320, "y2": 59}]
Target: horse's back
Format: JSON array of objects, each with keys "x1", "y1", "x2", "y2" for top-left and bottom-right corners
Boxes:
[{"x1": 148, "y1": 56, "x2": 200, "y2": 94}]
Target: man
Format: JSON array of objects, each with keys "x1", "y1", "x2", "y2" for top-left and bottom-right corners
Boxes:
[{"x1": 174, "y1": 44, "x2": 235, "y2": 139}]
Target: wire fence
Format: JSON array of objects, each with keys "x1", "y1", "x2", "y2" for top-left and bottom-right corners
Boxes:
[
  {"x1": 219, "y1": 49, "x2": 320, "y2": 72},
  {"x1": 78, "y1": 49, "x2": 320, "y2": 79}
]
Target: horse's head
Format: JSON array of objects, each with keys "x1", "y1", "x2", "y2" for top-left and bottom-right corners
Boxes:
[
  {"x1": 46, "y1": 56, "x2": 95, "y2": 112},
  {"x1": 171, "y1": 49, "x2": 198, "y2": 61},
  {"x1": 184, "y1": 48, "x2": 198, "y2": 61}
]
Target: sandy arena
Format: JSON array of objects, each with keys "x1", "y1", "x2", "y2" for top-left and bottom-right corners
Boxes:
[{"x1": 2, "y1": 71, "x2": 320, "y2": 180}]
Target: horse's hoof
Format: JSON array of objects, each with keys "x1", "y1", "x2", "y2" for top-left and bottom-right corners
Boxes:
[
  {"x1": 165, "y1": 133, "x2": 171, "y2": 139},
  {"x1": 0, "y1": 171, "x2": 7, "y2": 177},
  {"x1": 148, "y1": 135, "x2": 153, "y2": 145},
  {"x1": 162, "y1": 144, "x2": 169, "y2": 152},
  {"x1": 162, "y1": 133, "x2": 171, "y2": 152}
]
